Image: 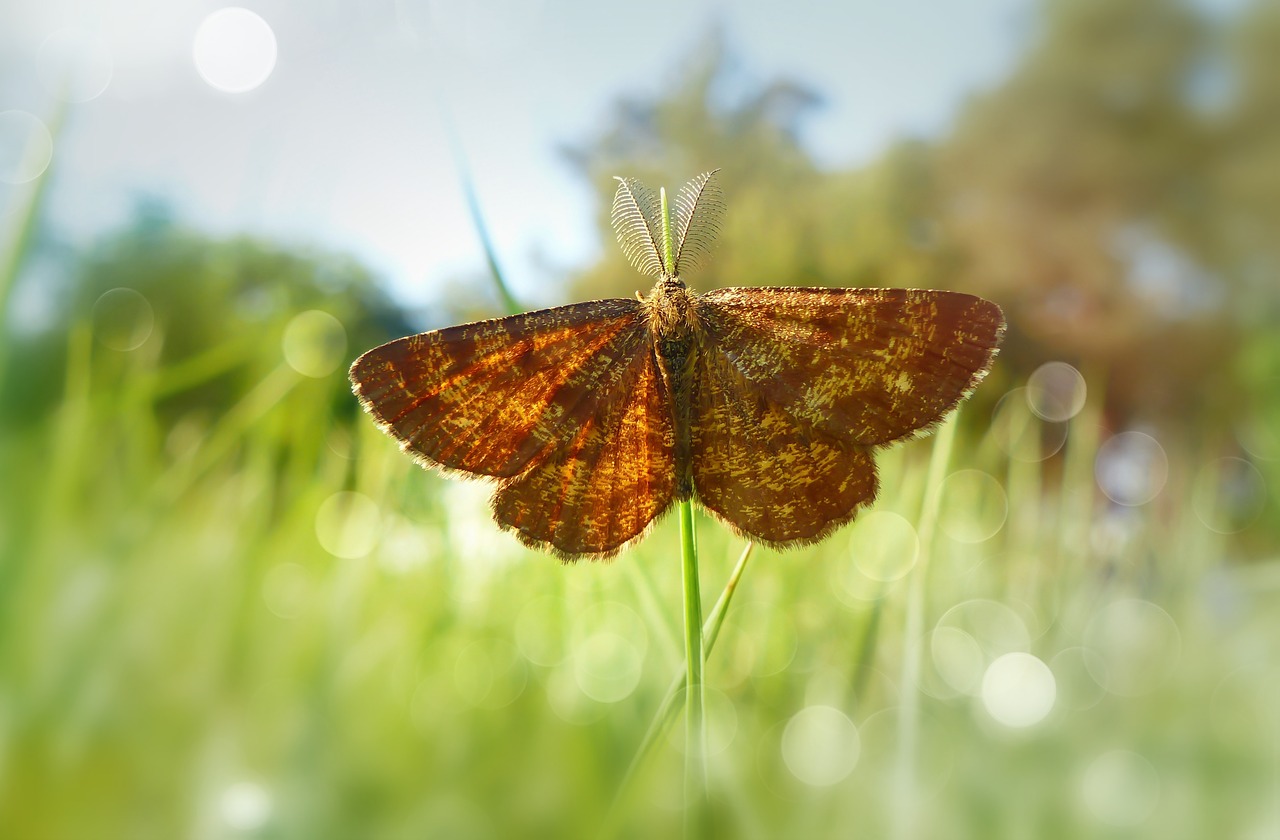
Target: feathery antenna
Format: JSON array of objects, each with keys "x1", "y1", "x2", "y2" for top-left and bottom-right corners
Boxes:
[
  {"x1": 611, "y1": 177, "x2": 667, "y2": 278},
  {"x1": 672, "y1": 169, "x2": 723, "y2": 276},
  {"x1": 612, "y1": 171, "x2": 724, "y2": 279}
]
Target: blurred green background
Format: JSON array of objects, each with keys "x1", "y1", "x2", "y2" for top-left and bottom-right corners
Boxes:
[{"x1": 3, "y1": 0, "x2": 1280, "y2": 837}]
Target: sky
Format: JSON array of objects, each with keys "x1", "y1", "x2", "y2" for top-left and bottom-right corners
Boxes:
[{"x1": 0, "y1": 0, "x2": 1041, "y2": 312}]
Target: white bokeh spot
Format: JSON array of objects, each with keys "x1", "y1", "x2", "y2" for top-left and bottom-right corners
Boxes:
[
  {"x1": 937, "y1": 470, "x2": 1008, "y2": 543},
  {"x1": 92, "y1": 288, "x2": 155, "y2": 351},
  {"x1": 573, "y1": 632, "x2": 643, "y2": 703},
  {"x1": 781, "y1": 705, "x2": 860, "y2": 787},
  {"x1": 283, "y1": 310, "x2": 347, "y2": 377},
  {"x1": 981, "y1": 652, "x2": 1056, "y2": 728},
  {"x1": 0, "y1": 111, "x2": 54, "y2": 184},
  {"x1": 1026, "y1": 361, "x2": 1087, "y2": 422},
  {"x1": 1081, "y1": 750, "x2": 1161, "y2": 827},
  {"x1": 219, "y1": 781, "x2": 272, "y2": 832},
  {"x1": 315, "y1": 491, "x2": 381, "y2": 559},
  {"x1": 193, "y1": 8, "x2": 278, "y2": 93},
  {"x1": 1095, "y1": 431, "x2": 1169, "y2": 506}
]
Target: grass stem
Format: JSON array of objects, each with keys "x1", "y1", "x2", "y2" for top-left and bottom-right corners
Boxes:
[
  {"x1": 891, "y1": 415, "x2": 957, "y2": 840},
  {"x1": 680, "y1": 499, "x2": 706, "y2": 832},
  {"x1": 601, "y1": 542, "x2": 753, "y2": 839}
]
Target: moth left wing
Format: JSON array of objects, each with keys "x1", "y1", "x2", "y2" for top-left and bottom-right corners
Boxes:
[
  {"x1": 491, "y1": 340, "x2": 678, "y2": 560},
  {"x1": 349, "y1": 299, "x2": 648, "y2": 479}
]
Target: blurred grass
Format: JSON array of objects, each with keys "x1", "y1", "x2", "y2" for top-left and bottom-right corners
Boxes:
[{"x1": 1, "y1": 288, "x2": 1276, "y2": 839}]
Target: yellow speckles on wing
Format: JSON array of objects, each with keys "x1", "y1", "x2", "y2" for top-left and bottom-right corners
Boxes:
[
  {"x1": 690, "y1": 346, "x2": 879, "y2": 547},
  {"x1": 698, "y1": 287, "x2": 1005, "y2": 447},
  {"x1": 350, "y1": 298, "x2": 649, "y2": 480}
]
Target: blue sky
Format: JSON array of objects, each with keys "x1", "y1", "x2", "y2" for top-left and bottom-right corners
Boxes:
[{"x1": 1, "y1": 0, "x2": 1039, "y2": 312}]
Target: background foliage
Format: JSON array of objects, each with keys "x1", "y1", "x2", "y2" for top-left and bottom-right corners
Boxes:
[{"x1": 2, "y1": 0, "x2": 1279, "y2": 837}]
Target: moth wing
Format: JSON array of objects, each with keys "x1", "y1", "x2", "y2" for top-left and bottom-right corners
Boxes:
[
  {"x1": 689, "y1": 287, "x2": 1002, "y2": 547},
  {"x1": 689, "y1": 343, "x2": 878, "y2": 547},
  {"x1": 697, "y1": 287, "x2": 1004, "y2": 446},
  {"x1": 350, "y1": 299, "x2": 649, "y2": 478},
  {"x1": 491, "y1": 341, "x2": 677, "y2": 560}
]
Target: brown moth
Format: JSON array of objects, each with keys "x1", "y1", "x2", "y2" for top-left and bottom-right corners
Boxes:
[{"x1": 349, "y1": 171, "x2": 1005, "y2": 560}]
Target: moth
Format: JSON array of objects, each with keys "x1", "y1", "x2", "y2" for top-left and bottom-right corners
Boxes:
[{"x1": 349, "y1": 171, "x2": 1005, "y2": 560}]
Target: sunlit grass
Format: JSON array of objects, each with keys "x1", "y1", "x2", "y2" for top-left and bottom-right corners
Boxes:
[{"x1": 1, "y1": 300, "x2": 1276, "y2": 839}]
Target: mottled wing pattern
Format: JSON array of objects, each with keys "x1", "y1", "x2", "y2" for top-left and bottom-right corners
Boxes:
[
  {"x1": 698, "y1": 288, "x2": 1005, "y2": 446},
  {"x1": 689, "y1": 287, "x2": 1004, "y2": 547},
  {"x1": 349, "y1": 299, "x2": 648, "y2": 479},
  {"x1": 492, "y1": 340, "x2": 677, "y2": 558},
  {"x1": 690, "y1": 346, "x2": 879, "y2": 547},
  {"x1": 349, "y1": 299, "x2": 677, "y2": 560}
]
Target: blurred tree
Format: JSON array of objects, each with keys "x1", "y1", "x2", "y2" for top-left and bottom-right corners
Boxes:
[
  {"x1": 0, "y1": 204, "x2": 413, "y2": 428},
  {"x1": 563, "y1": 32, "x2": 827, "y2": 299},
  {"x1": 1215, "y1": 0, "x2": 1280, "y2": 322},
  {"x1": 939, "y1": 0, "x2": 1235, "y2": 421},
  {"x1": 565, "y1": 1, "x2": 1278, "y2": 427}
]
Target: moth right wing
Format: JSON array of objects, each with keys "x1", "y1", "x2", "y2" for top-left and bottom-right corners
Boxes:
[
  {"x1": 688, "y1": 287, "x2": 1003, "y2": 548},
  {"x1": 688, "y1": 342, "x2": 879, "y2": 548},
  {"x1": 697, "y1": 287, "x2": 1004, "y2": 446}
]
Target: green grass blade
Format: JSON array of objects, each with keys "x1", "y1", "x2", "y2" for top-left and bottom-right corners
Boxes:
[
  {"x1": 891, "y1": 414, "x2": 957, "y2": 840},
  {"x1": 680, "y1": 499, "x2": 707, "y2": 833},
  {"x1": 602, "y1": 541, "x2": 754, "y2": 838}
]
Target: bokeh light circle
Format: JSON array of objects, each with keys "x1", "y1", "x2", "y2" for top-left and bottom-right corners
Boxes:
[
  {"x1": 930, "y1": 626, "x2": 986, "y2": 695},
  {"x1": 1081, "y1": 750, "x2": 1160, "y2": 827},
  {"x1": 848, "y1": 510, "x2": 919, "y2": 582},
  {"x1": 282, "y1": 310, "x2": 347, "y2": 377},
  {"x1": 0, "y1": 111, "x2": 54, "y2": 184},
  {"x1": 780, "y1": 705, "x2": 860, "y2": 787},
  {"x1": 1095, "y1": 431, "x2": 1168, "y2": 506},
  {"x1": 376, "y1": 515, "x2": 436, "y2": 574},
  {"x1": 573, "y1": 600, "x2": 648, "y2": 660},
  {"x1": 220, "y1": 781, "x2": 272, "y2": 831},
  {"x1": 981, "y1": 652, "x2": 1056, "y2": 728},
  {"x1": 454, "y1": 639, "x2": 527, "y2": 709},
  {"x1": 262, "y1": 563, "x2": 311, "y2": 619},
  {"x1": 93, "y1": 288, "x2": 155, "y2": 351},
  {"x1": 720, "y1": 602, "x2": 798, "y2": 680},
  {"x1": 193, "y1": 8, "x2": 278, "y2": 93},
  {"x1": 38, "y1": 29, "x2": 114, "y2": 102},
  {"x1": 1237, "y1": 401, "x2": 1280, "y2": 461},
  {"x1": 315, "y1": 491, "x2": 381, "y2": 559},
  {"x1": 1083, "y1": 599, "x2": 1180, "y2": 697},
  {"x1": 932, "y1": 600, "x2": 1031, "y2": 696},
  {"x1": 937, "y1": 470, "x2": 1008, "y2": 543},
  {"x1": 1026, "y1": 361, "x2": 1087, "y2": 422},
  {"x1": 573, "y1": 632, "x2": 642, "y2": 703},
  {"x1": 544, "y1": 662, "x2": 606, "y2": 725},
  {"x1": 992, "y1": 387, "x2": 1069, "y2": 463},
  {"x1": 1192, "y1": 456, "x2": 1266, "y2": 534},
  {"x1": 668, "y1": 687, "x2": 739, "y2": 757}
]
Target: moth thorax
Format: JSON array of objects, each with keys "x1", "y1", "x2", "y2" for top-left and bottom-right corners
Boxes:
[{"x1": 647, "y1": 281, "x2": 696, "y2": 345}]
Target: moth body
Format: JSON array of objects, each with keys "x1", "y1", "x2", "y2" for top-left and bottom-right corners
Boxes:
[{"x1": 645, "y1": 276, "x2": 699, "y2": 499}]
